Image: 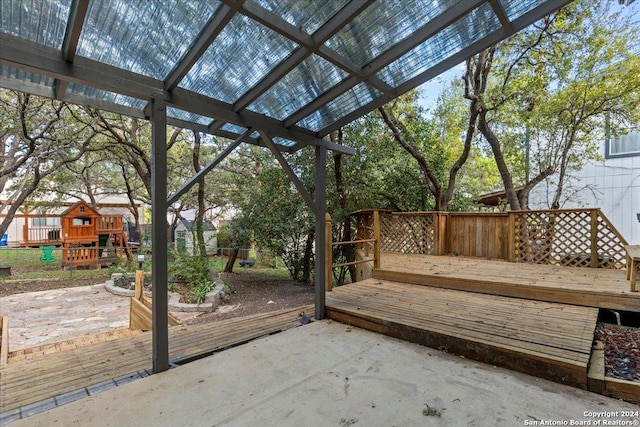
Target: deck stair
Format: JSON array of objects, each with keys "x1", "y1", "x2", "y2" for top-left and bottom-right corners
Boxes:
[
  {"x1": 326, "y1": 278, "x2": 599, "y2": 390},
  {"x1": 0, "y1": 305, "x2": 312, "y2": 412}
]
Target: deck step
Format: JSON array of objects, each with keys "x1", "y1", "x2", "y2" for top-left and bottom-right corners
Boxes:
[
  {"x1": 0, "y1": 305, "x2": 313, "y2": 412},
  {"x1": 8, "y1": 329, "x2": 143, "y2": 363},
  {"x1": 327, "y1": 279, "x2": 598, "y2": 390}
]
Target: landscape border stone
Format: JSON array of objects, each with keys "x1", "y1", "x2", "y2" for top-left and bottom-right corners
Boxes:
[{"x1": 103, "y1": 273, "x2": 225, "y2": 313}]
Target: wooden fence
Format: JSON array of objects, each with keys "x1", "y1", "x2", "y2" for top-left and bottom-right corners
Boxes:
[{"x1": 350, "y1": 208, "x2": 628, "y2": 270}]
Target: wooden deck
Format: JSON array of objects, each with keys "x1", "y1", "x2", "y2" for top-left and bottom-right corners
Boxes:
[
  {"x1": 0, "y1": 305, "x2": 312, "y2": 412},
  {"x1": 375, "y1": 253, "x2": 640, "y2": 311},
  {"x1": 326, "y1": 279, "x2": 598, "y2": 389}
]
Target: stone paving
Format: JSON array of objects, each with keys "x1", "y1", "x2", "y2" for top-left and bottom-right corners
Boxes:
[
  {"x1": 0, "y1": 283, "x2": 198, "y2": 350},
  {"x1": 0, "y1": 283, "x2": 201, "y2": 425}
]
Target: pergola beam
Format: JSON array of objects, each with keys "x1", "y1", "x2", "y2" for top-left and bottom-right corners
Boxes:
[
  {"x1": 259, "y1": 130, "x2": 320, "y2": 218},
  {"x1": 54, "y1": 0, "x2": 90, "y2": 99},
  {"x1": 489, "y1": 0, "x2": 515, "y2": 36},
  {"x1": 167, "y1": 130, "x2": 249, "y2": 206}
]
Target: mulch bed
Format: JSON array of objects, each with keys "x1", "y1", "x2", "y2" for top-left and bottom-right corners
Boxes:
[{"x1": 595, "y1": 323, "x2": 640, "y2": 382}]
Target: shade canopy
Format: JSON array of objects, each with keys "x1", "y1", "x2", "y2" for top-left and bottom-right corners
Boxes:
[{"x1": 0, "y1": 0, "x2": 571, "y2": 152}]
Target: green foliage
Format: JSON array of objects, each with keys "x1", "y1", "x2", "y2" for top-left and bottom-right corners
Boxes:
[
  {"x1": 236, "y1": 164, "x2": 314, "y2": 281},
  {"x1": 168, "y1": 250, "x2": 211, "y2": 285},
  {"x1": 222, "y1": 281, "x2": 237, "y2": 303},
  {"x1": 191, "y1": 279, "x2": 215, "y2": 305}
]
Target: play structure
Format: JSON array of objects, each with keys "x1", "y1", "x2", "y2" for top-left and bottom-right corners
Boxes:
[{"x1": 16, "y1": 200, "x2": 131, "y2": 267}]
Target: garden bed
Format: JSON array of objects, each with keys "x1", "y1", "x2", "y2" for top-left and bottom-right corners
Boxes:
[{"x1": 104, "y1": 273, "x2": 226, "y2": 313}]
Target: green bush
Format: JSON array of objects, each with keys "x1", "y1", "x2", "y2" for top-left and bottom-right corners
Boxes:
[{"x1": 168, "y1": 250, "x2": 211, "y2": 285}]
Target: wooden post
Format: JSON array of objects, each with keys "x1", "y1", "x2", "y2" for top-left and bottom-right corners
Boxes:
[
  {"x1": 437, "y1": 213, "x2": 448, "y2": 256},
  {"x1": 135, "y1": 269, "x2": 144, "y2": 301},
  {"x1": 363, "y1": 213, "x2": 370, "y2": 258},
  {"x1": 373, "y1": 210, "x2": 381, "y2": 270},
  {"x1": 590, "y1": 210, "x2": 599, "y2": 268},
  {"x1": 325, "y1": 213, "x2": 333, "y2": 291},
  {"x1": 0, "y1": 316, "x2": 9, "y2": 366},
  {"x1": 508, "y1": 212, "x2": 516, "y2": 263}
]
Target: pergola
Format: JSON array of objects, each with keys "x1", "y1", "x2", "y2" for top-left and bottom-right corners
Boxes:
[{"x1": 0, "y1": 0, "x2": 571, "y2": 373}]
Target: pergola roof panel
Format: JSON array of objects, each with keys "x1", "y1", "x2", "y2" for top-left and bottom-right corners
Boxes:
[
  {"x1": 77, "y1": 0, "x2": 218, "y2": 80},
  {"x1": 66, "y1": 82, "x2": 146, "y2": 109},
  {"x1": 298, "y1": 82, "x2": 381, "y2": 132},
  {"x1": 166, "y1": 107, "x2": 214, "y2": 127},
  {"x1": 179, "y1": 13, "x2": 298, "y2": 104},
  {"x1": 0, "y1": 64, "x2": 55, "y2": 88},
  {"x1": 0, "y1": 0, "x2": 71, "y2": 48},
  {"x1": 499, "y1": 0, "x2": 550, "y2": 21},
  {"x1": 325, "y1": 0, "x2": 458, "y2": 68},
  {"x1": 248, "y1": 54, "x2": 348, "y2": 120},
  {"x1": 376, "y1": 2, "x2": 501, "y2": 88},
  {"x1": 253, "y1": 0, "x2": 349, "y2": 35},
  {"x1": 0, "y1": 0, "x2": 573, "y2": 151}
]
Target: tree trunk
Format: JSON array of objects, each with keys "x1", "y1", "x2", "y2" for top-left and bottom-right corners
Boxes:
[
  {"x1": 192, "y1": 131, "x2": 207, "y2": 258},
  {"x1": 378, "y1": 106, "x2": 442, "y2": 210},
  {"x1": 331, "y1": 129, "x2": 357, "y2": 281},
  {"x1": 478, "y1": 111, "x2": 522, "y2": 211},
  {"x1": 224, "y1": 248, "x2": 239, "y2": 273},
  {"x1": 301, "y1": 230, "x2": 314, "y2": 283}
]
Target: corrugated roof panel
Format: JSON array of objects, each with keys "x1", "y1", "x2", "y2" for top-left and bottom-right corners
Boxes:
[
  {"x1": 77, "y1": 0, "x2": 220, "y2": 79},
  {"x1": 248, "y1": 54, "x2": 348, "y2": 120},
  {"x1": 499, "y1": 0, "x2": 550, "y2": 21},
  {"x1": 0, "y1": 65, "x2": 55, "y2": 88},
  {"x1": 167, "y1": 107, "x2": 213, "y2": 126},
  {"x1": 0, "y1": 0, "x2": 71, "y2": 48},
  {"x1": 297, "y1": 83, "x2": 381, "y2": 131},
  {"x1": 179, "y1": 14, "x2": 298, "y2": 104},
  {"x1": 376, "y1": 3, "x2": 500, "y2": 88},
  {"x1": 253, "y1": 0, "x2": 348, "y2": 35},
  {"x1": 326, "y1": 0, "x2": 459, "y2": 67},
  {"x1": 221, "y1": 123, "x2": 249, "y2": 134},
  {"x1": 66, "y1": 82, "x2": 146, "y2": 109}
]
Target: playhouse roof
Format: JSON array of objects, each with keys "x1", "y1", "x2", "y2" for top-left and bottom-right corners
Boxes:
[
  {"x1": 60, "y1": 200, "x2": 100, "y2": 218},
  {"x1": 0, "y1": 0, "x2": 571, "y2": 152}
]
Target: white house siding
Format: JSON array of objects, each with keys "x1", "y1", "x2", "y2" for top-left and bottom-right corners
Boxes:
[{"x1": 529, "y1": 155, "x2": 640, "y2": 244}]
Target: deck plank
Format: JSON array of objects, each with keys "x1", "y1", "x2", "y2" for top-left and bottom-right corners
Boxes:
[
  {"x1": 0, "y1": 305, "x2": 312, "y2": 412},
  {"x1": 326, "y1": 279, "x2": 597, "y2": 389}
]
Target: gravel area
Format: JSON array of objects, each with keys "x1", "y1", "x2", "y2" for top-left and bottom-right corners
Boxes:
[{"x1": 595, "y1": 322, "x2": 640, "y2": 382}]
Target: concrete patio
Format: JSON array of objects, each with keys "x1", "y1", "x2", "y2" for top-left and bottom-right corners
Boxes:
[{"x1": 9, "y1": 320, "x2": 638, "y2": 427}]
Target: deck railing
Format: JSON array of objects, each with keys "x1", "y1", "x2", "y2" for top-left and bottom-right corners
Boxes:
[
  {"x1": 326, "y1": 213, "x2": 380, "y2": 291},
  {"x1": 98, "y1": 215, "x2": 123, "y2": 233},
  {"x1": 336, "y1": 208, "x2": 628, "y2": 285},
  {"x1": 22, "y1": 225, "x2": 61, "y2": 244}
]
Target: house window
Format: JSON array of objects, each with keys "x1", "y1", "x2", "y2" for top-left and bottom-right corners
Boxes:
[{"x1": 607, "y1": 130, "x2": 640, "y2": 158}]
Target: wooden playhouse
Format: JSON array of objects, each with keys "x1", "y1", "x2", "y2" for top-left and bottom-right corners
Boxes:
[{"x1": 60, "y1": 201, "x2": 130, "y2": 267}]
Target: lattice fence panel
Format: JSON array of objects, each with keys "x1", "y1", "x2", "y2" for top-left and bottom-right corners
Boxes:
[
  {"x1": 513, "y1": 210, "x2": 625, "y2": 269},
  {"x1": 380, "y1": 213, "x2": 436, "y2": 254},
  {"x1": 596, "y1": 214, "x2": 627, "y2": 269}
]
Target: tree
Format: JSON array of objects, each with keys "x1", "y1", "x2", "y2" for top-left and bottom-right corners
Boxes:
[
  {"x1": 0, "y1": 90, "x2": 97, "y2": 235},
  {"x1": 471, "y1": 0, "x2": 640, "y2": 210},
  {"x1": 377, "y1": 85, "x2": 480, "y2": 212}
]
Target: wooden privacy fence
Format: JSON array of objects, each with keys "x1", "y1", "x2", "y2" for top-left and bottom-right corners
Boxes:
[{"x1": 332, "y1": 209, "x2": 628, "y2": 278}]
